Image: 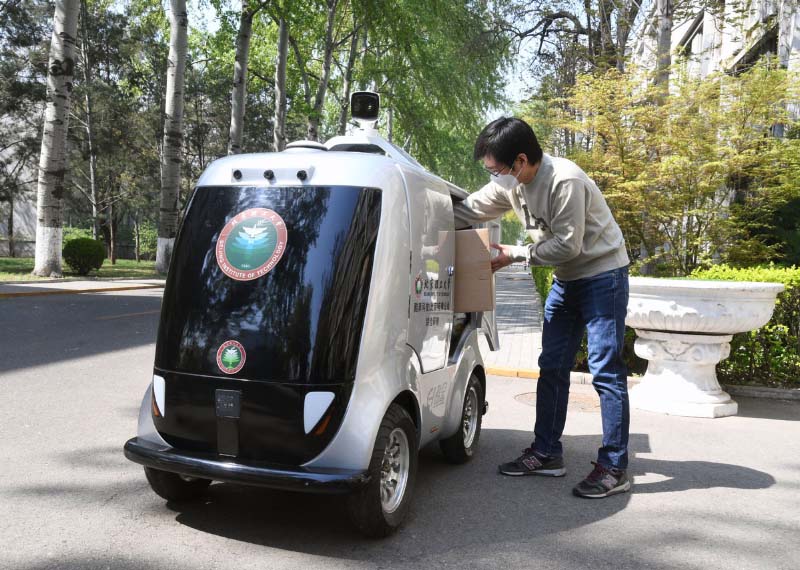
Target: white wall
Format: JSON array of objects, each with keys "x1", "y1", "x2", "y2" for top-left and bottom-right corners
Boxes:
[{"x1": 0, "y1": 198, "x2": 37, "y2": 257}]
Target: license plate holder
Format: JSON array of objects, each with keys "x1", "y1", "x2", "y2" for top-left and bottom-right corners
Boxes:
[{"x1": 215, "y1": 389, "x2": 241, "y2": 419}]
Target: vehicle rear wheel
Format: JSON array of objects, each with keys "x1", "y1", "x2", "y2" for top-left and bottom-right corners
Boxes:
[
  {"x1": 144, "y1": 467, "x2": 211, "y2": 502},
  {"x1": 439, "y1": 373, "x2": 483, "y2": 464},
  {"x1": 347, "y1": 403, "x2": 418, "y2": 538}
]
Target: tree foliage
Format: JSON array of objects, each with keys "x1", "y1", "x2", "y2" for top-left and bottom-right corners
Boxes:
[
  {"x1": 12, "y1": 0, "x2": 798, "y2": 276},
  {"x1": 525, "y1": 60, "x2": 800, "y2": 275},
  {"x1": 3, "y1": 0, "x2": 512, "y2": 263}
]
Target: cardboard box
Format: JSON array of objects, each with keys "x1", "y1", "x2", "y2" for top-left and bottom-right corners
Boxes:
[{"x1": 453, "y1": 228, "x2": 495, "y2": 313}]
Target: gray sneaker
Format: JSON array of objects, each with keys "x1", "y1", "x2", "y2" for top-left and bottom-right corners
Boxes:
[
  {"x1": 498, "y1": 448, "x2": 566, "y2": 477},
  {"x1": 572, "y1": 462, "x2": 631, "y2": 498}
]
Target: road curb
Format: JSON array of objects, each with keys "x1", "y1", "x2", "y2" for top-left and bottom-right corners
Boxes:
[
  {"x1": 0, "y1": 284, "x2": 165, "y2": 299},
  {"x1": 485, "y1": 367, "x2": 540, "y2": 379},
  {"x1": 723, "y1": 384, "x2": 800, "y2": 401},
  {"x1": 489, "y1": 368, "x2": 799, "y2": 401}
]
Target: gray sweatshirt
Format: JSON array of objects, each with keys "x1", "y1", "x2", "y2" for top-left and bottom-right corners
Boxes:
[{"x1": 454, "y1": 153, "x2": 629, "y2": 281}]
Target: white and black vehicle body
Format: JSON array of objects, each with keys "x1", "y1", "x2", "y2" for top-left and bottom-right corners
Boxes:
[{"x1": 124, "y1": 92, "x2": 499, "y2": 537}]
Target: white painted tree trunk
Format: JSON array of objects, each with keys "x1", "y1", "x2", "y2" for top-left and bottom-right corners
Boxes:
[
  {"x1": 306, "y1": 0, "x2": 339, "y2": 141},
  {"x1": 274, "y1": 17, "x2": 288, "y2": 151},
  {"x1": 33, "y1": 0, "x2": 80, "y2": 277},
  {"x1": 228, "y1": 2, "x2": 253, "y2": 155},
  {"x1": 156, "y1": 0, "x2": 188, "y2": 275}
]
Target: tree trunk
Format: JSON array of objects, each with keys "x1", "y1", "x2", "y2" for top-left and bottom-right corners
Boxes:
[
  {"x1": 596, "y1": 0, "x2": 616, "y2": 69},
  {"x1": 289, "y1": 34, "x2": 312, "y2": 109},
  {"x1": 156, "y1": 0, "x2": 188, "y2": 275},
  {"x1": 655, "y1": 0, "x2": 673, "y2": 94},
  {"x1": 109, "y1": 200, "x2": 116, "y2": 264},
  {"x1": 228, "y1": 1, "x2": 254, "y2": 155},
  {"x1": 33, "y1": 0, "x2": 80, "y2": 277},
  {"x1": 306, "y1": 0, "x2": 339, "y2": 141},
  {"x1": 79, "y1": 0, "x2": 99, "y2": 239},
  {"x1": 584, "y1": 0, "x2": 594, "y2": 62},
  {"x1": 337, "y1": 24, "x2": 360, "y2": 135},
  {"x1": 274, "y1": 16, "x2": 288, "y2": 151},
  {"x1": 134, "y1": 215, "x2": 140, "y2": 263},
  {"x1": 615, "y1": 1, "x2": 640, "y2": 72},
  {"x1": 8, "y1": 194, "x2": 15, "y2": 258}
]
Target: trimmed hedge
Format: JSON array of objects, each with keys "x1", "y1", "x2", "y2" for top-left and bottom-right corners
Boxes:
[
  {"x1": 63, "y1": 238, "x2": 106, "y2": 276},
  {"x1": 690, "y1": 264, "x2": 800, "y2": 388}
]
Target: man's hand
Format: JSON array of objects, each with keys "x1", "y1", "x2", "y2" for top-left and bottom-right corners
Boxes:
[{"x1": 490, "y1": 243, "x2": 515, "y2": 273}]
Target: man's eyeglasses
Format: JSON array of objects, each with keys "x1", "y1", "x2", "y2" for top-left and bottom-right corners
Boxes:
[{"x1": 483, "y1": 158, "x2": 517, "y2": 177}]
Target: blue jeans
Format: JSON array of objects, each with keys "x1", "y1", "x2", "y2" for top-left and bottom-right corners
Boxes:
[{"x1": 533, "y1": 266, "x2": 630, "y2": 470}]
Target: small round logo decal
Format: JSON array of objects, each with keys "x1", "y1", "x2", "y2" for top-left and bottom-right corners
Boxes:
[
  {"x1": 216, "y1": 208, "x2": 287, "y2": 281},
  {"x1": 216, "y1": 340, "x2": 246, "y2": 374}
]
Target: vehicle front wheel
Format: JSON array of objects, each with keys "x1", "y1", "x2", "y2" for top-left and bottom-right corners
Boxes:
[
  {"x1": 439, "y1": 373, "x2": 483, "y2": 464},
  {"x1": 347, "y1": 403, "x2": 418, "y2": 538},
  {"x1": 144, "y1": 467, "x2": 211, "y2": 502}
]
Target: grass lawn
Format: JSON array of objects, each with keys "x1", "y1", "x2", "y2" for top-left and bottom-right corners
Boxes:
[{"x1": 0, "y1": 257, "x2": 161, "y2": 281}]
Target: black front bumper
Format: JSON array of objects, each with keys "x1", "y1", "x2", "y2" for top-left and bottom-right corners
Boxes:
[{"x1": 124, "y1": 437, "x2": 369, "y2": 494}]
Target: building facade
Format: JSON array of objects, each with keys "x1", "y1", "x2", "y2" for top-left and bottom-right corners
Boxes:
[{"x1": 634, "y1": 0, "x2": 800, "y2": 78}]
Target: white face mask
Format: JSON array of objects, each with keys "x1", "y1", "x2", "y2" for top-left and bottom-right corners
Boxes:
[{"x1": 490, "y1": 161, "x2": 521, "y2": 190}]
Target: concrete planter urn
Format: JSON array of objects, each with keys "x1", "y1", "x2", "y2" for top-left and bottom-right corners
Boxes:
[{"x1": 626, "y1": 278, "x2": 784, "y2": 418}]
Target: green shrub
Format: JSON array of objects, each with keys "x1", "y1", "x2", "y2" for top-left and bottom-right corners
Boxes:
[
  {"x1": 531, "y1": 266, "x2": 554, "y2": 303},
  {"x1": 690, "y1": 264, "x2": 800, "y2": 387},
  {"x1": 62, "y1": 238, "x2": 106, "y2": 276},
  {"x1": 138, "y1": 221, "x2": 158, "y2": 260}
]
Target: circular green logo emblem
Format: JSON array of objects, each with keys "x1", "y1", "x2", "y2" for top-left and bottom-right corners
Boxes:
[
  {"x1": 216, "y1": 340, "x2": 246, "y2": 374},
  {"x1": 216, "y1": 208, "x2": 287, "y2": 281}
]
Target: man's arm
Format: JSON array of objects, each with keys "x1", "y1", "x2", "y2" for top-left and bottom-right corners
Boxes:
[
  {"x1": 453, "y1": 181, "x2": 513, "y2": 229},
  {"x1": 509, "y1": 179, "x2": 586, "y2": 266}
]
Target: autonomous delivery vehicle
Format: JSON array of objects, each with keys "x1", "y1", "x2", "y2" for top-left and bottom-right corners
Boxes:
[{"x1": 124, "y1": 92, "x2": 499, "y2": 537}]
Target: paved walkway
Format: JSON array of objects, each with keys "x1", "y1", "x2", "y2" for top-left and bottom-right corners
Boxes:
[
  {"x1": 0, "y1": 278, "x2": 166, "y2": 298},
  {"x1": 479, "y1": 265, "x2": 543, "y2": 376}
]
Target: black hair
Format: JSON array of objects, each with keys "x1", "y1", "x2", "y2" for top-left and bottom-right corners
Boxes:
[{"x1": 473, "y1": 117, "x2": 543, "y2": 167}]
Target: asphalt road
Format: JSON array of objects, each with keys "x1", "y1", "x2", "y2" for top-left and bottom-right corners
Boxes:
[{"x1": 1, "y1": 290, "x2": 799, "y2": 569}]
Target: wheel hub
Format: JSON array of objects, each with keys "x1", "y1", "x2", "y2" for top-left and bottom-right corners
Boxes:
[
  {"x1": 462, "y1": 386, "x2": 479, "y2": 448},
  {"x1": 380, "y1": 427, "x2": 409, "y2": 513}
]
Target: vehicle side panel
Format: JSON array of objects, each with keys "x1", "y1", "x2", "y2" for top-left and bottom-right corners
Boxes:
[{"x1": 303, "y1": 167, "x2": 415, "y2": 471}]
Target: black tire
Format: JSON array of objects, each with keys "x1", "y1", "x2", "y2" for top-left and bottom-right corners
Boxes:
[
  {"x1": 144, "y1": 467, "x2": 211, "y2": 502},
  {"x1": 347, "y1": 403, "x2": 418, "y2": 538},
  {"x1": 439, "y1": 373, "x2": 483, "y2": 464}
]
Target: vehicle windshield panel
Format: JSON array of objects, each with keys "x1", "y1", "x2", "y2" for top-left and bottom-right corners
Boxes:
[{"x1": 156, "y1": 185, "x2": 382, "y2": 384}]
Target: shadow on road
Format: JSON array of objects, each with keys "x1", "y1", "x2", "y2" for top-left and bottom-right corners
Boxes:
[
  {"x1": 0, "y1": 291, "x2": 161, "y2": 374},
  {"x1": 146, "y1": 429, "x2": 776, "y2": 556},
  {"x1": 3, "y1": 429, "x2": 780, "y2": 569}
]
